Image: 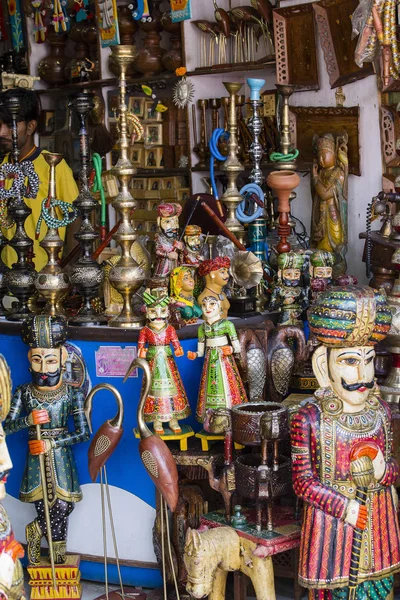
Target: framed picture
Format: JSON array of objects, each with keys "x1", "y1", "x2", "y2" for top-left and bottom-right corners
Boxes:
[
  {"x1": 131, "y1": 178, "x2": 145, "y2": 190},
  {"x1": 108, "y1": 90, "x2": 120, "y2": 117},
  {"x1": 146, "y1": 221, "x2": 158, "y2": 233},
  {"x1": 39, "y1": 110, "x2": 55, "y2": 135},
  {"x1": 144, "y1": 148, "x2": 158, "y2": 168},
  {"x1": 148, "y1": 178, "x2": 162, "y2": 191},
  {"x1": 129, "y1": 145, "x2": 144, "y2": 167},
  {"x1": 156, "y1": 147, "x2": 164, "y2": 168},
  {"x1": 161, "y1": 177, "x2": 175, "y2": 190},
  {"x1": 144, "y1": 99, "x2": 162, "y2": 122},
  {"x1": 136, "y1": 200, "x2": 147, "y2": 210},
  {"x1": 132, "y1": 220, "x2": 145, "y2": 233},
  {"x1": 108, "y1": 119, "x2": 119, "y2": 148},
  {"x1": 145, "y1": 124, "x2": 163, "y2": 146},
  {"x1": 128, "y1": 97, "x2": 145, "y2": 117},
  {"x1": 177, "y1": 188, "x2": 190, "y2": 202},
  {"x1": 39, "y1": 136, "x2": 56, "y2": 153},
  {"x1": 55, "y1": 133, "x2": 73, "y2": 167},
  {"x1": 147, "y1": 199, "x2": 159, "y2": 211}
]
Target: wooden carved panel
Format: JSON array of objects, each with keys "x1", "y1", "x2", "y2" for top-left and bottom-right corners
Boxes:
[
  {"x1": 380, "y1": 106, "x2": 400, "y2": 168},
  {"x1": 289, "y1": 106, "x2": 360, "y2": 175},
  {"x1": 313, "y1": 0, "x2": 373, "y2": 88},
  {"x1": 273, "y1": 4, "x2": 319, "y2": 91}
]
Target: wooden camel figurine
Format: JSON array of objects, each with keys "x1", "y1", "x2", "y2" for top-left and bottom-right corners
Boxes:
[{"x1": 184, "y1": 527, "x2": 275, "y2": 600}]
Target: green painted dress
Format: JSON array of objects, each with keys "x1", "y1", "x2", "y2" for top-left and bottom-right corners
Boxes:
[
  {"x1": 4, "y1": 382, "x2": 90, "y2": 505},
  {"x1": 195, "y1": 318, "x2": 248, "y2": 421}
]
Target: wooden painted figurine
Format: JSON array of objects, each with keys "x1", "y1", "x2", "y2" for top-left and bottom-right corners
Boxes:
[
  {"x1": 311, "y1": 132, "x2": 348, "y2": 276},
  {"x1": 4, "y1": 315, "x2": 90, "y2": 567},
  {"x1": 180, "y1": 224, "x2": 204, "y2": 296},
  {"x1": 138, "y1": 290, "x2": 191, "y2": 434},
  {"x1": 188, "y1": 296, "x2": 248, "y2": 423},
  {"x1": 0, "y1": 356, "x2": 25, "y2": 600},
  {"x1": 268, "y1": 251, "x2": 309, "y2": 326},
  {"x1": 153, "y1": 203, "x2": 183, "y2": 278},
  {"x1": 309, "y1": 249, "x2": 335, "y2": 300},
  {"x1": 170, "y1": 266, "x2": 202, "y2": 324},
  {"x1": 197, "y1": 257, "x2": 231, "y2": 319},
  {"x1": 291, "y1": 286, "x2": 400, "y2": 599}
]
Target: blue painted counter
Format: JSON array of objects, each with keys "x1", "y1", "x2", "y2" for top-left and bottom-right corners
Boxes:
[{"x1": 0, "y1": 315, "x2": 267, "y2": 587}]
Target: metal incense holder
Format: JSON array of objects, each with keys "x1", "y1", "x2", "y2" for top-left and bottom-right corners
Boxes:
[
  {"x1": 34, "y1": 153, "x2": 72, "y2": 316},
  {"x1": 108, "y1": 45, "x2": 145, "y2": 328},
  {"x1": 2, "y1": 91, "x2": 37, "y2": 321},
  {"x1": 69, "y1": 90, "x2": 108, "y2": 326},
  {"x1": 220, "y1": 82, "x2": 245, "y2": 244}
]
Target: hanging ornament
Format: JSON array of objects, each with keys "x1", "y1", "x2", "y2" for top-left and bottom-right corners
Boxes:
[
  {"x1": 7, "y1": 0, "x2": 25, "y2": 52},
  {"x1": 51, "y1": 0, "x2": 69, "y2": 32},
  {"x1": 96, "y1": 0, "x2": 120, "y2": 46},
  {"x1": 128, "y1": 0, "x2": 151, "y2": 21},
  {"x1": 170, "y1": 0, "x2": 191, "y2": 22},
  {"x1": 31, "y1": 0, "x2": 47, "y2": 43},
  {"x1": 155, "y1": 101, "x2": 168, "y2": 113},
  {"x1": 71, "y1": 0, "x2": 94, "y2": 22},
  {"x1": 172, "y1": 67, "x2": 194, "y2": 108}
]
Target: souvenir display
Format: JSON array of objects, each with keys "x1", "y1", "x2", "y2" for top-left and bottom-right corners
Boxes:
[
  {"x1": 188, "y1": 296, "x2": 248, "y2": 422},
  {"x1": 268, "y1": 251, "x2": 309, "y2": 326},
  {"x1": 132, "y1": 290, "x2": 190, "y2": 434},
  {"x1": 197, "y1": 256, "x2": 231, "y2": 319},
  {"x1": 170, "y1": 266, "x2": 201, "y2": 324},
  {"x1": 0, "y1": 355, "x2": 25, "y2": 600},
  {"x1": 292, "y1": 286, "x2": 400, "y2": 598},
  {"x1": 311, "y1": 132, "x2": 349, "y2": 276},
  {"x1": 4, "y1": 315, "x2": 90, "y2": 591},
  {"x1": 153, "y1": 203, "x2": 183, "y2": 277}
]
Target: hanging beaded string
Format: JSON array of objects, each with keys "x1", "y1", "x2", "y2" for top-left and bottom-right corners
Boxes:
[{"x1": 35, "y1": 197, "x2": 78, "y2": 239}]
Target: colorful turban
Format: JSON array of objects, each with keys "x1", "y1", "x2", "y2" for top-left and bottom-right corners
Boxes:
[
  {"x1": 185, "y1": 224, "x2": 202, "y2": 236},
  {"x1": 198, "y1": 256, "x2": 230, "y2": 277},
  {"x1": 143, "y1": 290, "x2": 170, "y2": 308},
  {"x1": 309, "y1": 285, "x2": 392, "y2": 347},
  {"x1": 310, "y1": 250, "x2": 335, "y2": 268},
  {"x1": 157, "y1": 203, "x2": 182, "y2": 219},
  {"x1": 277, "y1": 251, "x2": 306, "y2": 271},
  {"x1": 21, "y1": 315, "x2": 68, "y2": 348}
]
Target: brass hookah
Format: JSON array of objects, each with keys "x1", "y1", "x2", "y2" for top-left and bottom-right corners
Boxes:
[
  {"x1": 34, "y1": 153, "x2": 77, "y2": 316},
  {"x1": 220, "y1": 82, "x2": 245, "y2": 244},
  {"x1": 108, "y1": 45, "x2": 145, "y2": 328},
  {"x1": 69, "y1": 90, "x2": 108, "y2": 326},
  {"x1": 1, "y1": 91, "x2": 40, "y2": 321}
]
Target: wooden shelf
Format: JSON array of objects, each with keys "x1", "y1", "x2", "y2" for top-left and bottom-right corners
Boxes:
[
  {"x1": 36, "y1": 59, "x2": 276, "y2": 95},
  {"x1": 135, "y1": 167, "x2": 190, "y2": 177}
]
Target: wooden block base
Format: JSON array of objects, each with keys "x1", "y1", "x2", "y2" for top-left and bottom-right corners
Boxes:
[
  {"x1": 28, "y1": 555, "x2": 82, "y2": 600},
  {"x1": 195, "y1": 429, "x2": 244, "y2": 451},
  {"x1": 134, "y1": 424, "x2": 194, "y2": 451}
]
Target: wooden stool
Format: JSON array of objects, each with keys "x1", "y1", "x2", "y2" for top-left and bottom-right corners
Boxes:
[
  {"x1": 133, "y1": 424, "x2": 194, "y2": 451},
  {"x1": 195, "y1": 429, "x2": 244, "y2": 451}
]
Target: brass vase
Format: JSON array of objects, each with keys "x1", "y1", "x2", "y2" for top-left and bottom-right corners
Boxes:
[
  {"x1": 108, "y1": 45, "x2": 146, "y2": 328},
  {"x1": 34, "y1": 153, "x2": 71, "y2": 316},
  {"x1": 220, "y1": 82, "x2": 245, "y2": 243}
]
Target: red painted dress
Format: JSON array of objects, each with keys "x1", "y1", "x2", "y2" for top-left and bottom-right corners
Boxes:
[
  {"x1": 139, "y1": 324, "x2": 191, "y2": 422},
  {"x1": 291, "y1": 394, "x2": 400, "y2": 591}
]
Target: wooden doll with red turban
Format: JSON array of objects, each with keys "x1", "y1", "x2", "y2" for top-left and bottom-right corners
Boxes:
[{"x1": 197, "y1": 256, "x2": 231, "y2": 319}]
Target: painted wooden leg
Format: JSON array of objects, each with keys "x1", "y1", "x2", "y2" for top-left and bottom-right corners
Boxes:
[
  {"x1": 180, "y1": 437, "x2": 188, "y2": 451},
  {"x1": 242, "y1": 547, "x2": 275, "y2": 600},
  {"x1": 234, "y1": 571, "x2": 248, "y2": 600},
  {"x1": 267, "y1": 501, "x2": 273, "y2": 531},
  {"x1": 209, "y1": 567, "x2": 228, "y2": 600},
  {"x1": 256, "y1": 500, "x2": 262, "y2": 532}
]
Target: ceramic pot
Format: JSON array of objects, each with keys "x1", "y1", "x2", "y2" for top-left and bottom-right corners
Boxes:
[
  {"x1": 161, "y1": 11, "x2": 182, "y2": 72},
  {"x1": 266, "y1": 170, "x2": 300, "y2": 211},
  {"x1": 134, "y1": 0, "x2": 164, "y2": 75}
]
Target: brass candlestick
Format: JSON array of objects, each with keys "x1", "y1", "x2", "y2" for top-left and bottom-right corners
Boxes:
[
  {"x1": 220, "y1": 82, "x2": 245, "y2": 243},
  {"x1": 108, "y1": 45, "x2": 145, "y2": 328},
  {"x1": 35, "y1": 153, "x2": 75, "y2": 316}
]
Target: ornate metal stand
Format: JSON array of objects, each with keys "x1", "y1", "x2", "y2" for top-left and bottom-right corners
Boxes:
[
  {"x1": 35, "y1": 153, "x2": 73, "y2": 316},
  {"x1": 274, "y1": 84, "x2": 297, "y2": 170},
  {"x1": 2, "y1": 92, "x2": 38, "y2": 321},
  {"x1": 220, "y1": 82, "x2": 245, "y2": 244},
  {"x1": 248, "y1": 77, "x2": 268, "y2": 312},
  {"x1": 108, "y1": 45, "x2": 145, "y2": 328},
  {"x1": 69, "y1": 91, "x2": 107, "y2": 326}
]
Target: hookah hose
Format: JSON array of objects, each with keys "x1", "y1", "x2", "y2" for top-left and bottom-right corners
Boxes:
[
  {"x1": 209, "y1": 127, "x2": 229, "y2": 217},
  {"x1": 35, "y1": 197, "x2": 78, "y2": 239},
  {"x1": 236, "y1": 182, "x2": 264, "y2": 223},
  {"x1": 92, "y1": 153, "x2": 107, "y2": 242},
  {"x1": 269, "y1": 149, "x2": 299, "y2": 163}
]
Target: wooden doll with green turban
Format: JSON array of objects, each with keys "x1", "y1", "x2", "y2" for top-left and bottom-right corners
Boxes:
[
  {"x1": 4, "y1": 315, "x2": 90, "y2": 567},
  {"x1": 309, "y1": 249, "x2": 335, "y2": 300},
  {"x1": 268, "y1": 251, "x2": 309, "y2": 326},
  {"x1": 291, "y1": 286, "x2": 400, "y2": 600}
]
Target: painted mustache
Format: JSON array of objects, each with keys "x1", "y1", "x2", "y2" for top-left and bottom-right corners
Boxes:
[{"x1": 341, "y1": 378, "x2": 374, "y2": 392}]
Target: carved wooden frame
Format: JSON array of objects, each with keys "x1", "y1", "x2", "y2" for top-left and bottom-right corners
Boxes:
[
  {"x1": 288, "y1": 106, "x2": 360, "y2": 175},
  {"x1": 273, "y1": 3, "x2": 319, "y2": 91},
  {"x1": 313, "y1": 0, "x2": 374, "y2": 88},
  {"x1": 380, "y1": 106, "x2": 400, "y2": 168}
]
